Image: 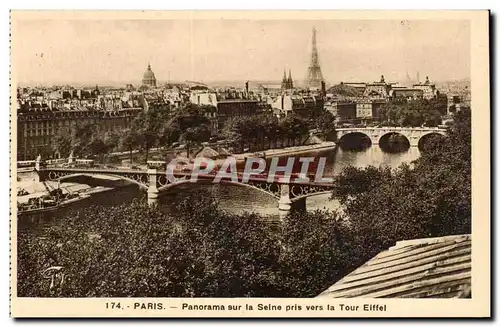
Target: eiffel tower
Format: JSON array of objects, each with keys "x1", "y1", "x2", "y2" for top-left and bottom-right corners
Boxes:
[{"x1": 306, "y1": 27, "x2": 324, "y2": 89}]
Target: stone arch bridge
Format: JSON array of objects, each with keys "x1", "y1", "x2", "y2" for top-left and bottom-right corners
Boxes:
[{"x1": 336, "y1": 127, "x2": 447, "y2": 147}]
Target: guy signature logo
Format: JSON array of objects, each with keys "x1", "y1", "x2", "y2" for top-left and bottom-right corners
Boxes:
[{"x1": 41, "y1": 266, "x2": 66, "y2": 291}]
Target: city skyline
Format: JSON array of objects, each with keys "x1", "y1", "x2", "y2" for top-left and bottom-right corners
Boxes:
[{"x1": 12, "y1": 19, "x2": 470, "y2": 86}]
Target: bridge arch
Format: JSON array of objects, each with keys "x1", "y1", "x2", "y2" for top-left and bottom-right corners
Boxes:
[
  {"x1": 52, "y1": 173, "x2": 149, "y2": 190},
  {"x1": 417, "y1": 131, "x2": 447, "y2": 151},
  {"x1": 336, "y1": 127, "x2": 447, "y2": 148},
  {"x1": 378, "y1": 132, "x2": 411, "y2": 151},
  {"x1": 337, "y1": 131, "x2": 372, "y2": 149}
]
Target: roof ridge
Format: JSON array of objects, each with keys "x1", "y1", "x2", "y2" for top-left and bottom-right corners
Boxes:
[{"x1": 390, "y1": 234, "x2": 471, "y2": 250}]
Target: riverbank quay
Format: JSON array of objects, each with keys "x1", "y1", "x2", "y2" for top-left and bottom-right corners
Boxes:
[{"x1": 232, "y1": 142, "x2": 337, "y2": 160}]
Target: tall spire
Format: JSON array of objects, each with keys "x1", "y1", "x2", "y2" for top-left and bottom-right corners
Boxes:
[
  {"x1": 310, "y1": 27, "x2": 318, "y2": 66},
  {"x1": 306, "y1": 27, "x2": 324, "y2": 89}
]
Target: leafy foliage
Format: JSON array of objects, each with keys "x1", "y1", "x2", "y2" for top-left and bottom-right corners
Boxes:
[
  {"x1": 51, "y1": 129, "x2": 72, "y2": 158},
  {"x1": 313, "y1": 110, "x2": 337, "y2": 141},
  {"x1": 379, "y1": 97, "x2": 447, "y2": 127},
  {"x1": 222, "y1": 113, "x2": 311, "y2": 153},
  {"x1": 18, "y1": 195, "x2": 366, "y2": 298},
  {"x1": 168, "y1": 104, "x2": 212, "y2": 157}
]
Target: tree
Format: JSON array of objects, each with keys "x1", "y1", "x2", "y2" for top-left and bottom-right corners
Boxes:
[
  {"x1": 131, "y1": 111, "x2": 155, "y2": 163},
  {"x1": 18, "y1": 193, "x2": 373, "y2": 298},
  {"x1": 169, "y1": 104, "x2": 211, "y2": 157},
  {"x1": 314, "y1": 110, "x2": 337, "y2": 141},
  {"x1": 221, "y1": 117, "x2": 246, "y2": 153},
  {"x1": 260, "y1": 114, "x2": 280, "y2": 149},
  {"x1": 51, "y1": 129, "x2": 72, "y2": 158},
  {"x1": 158, "y1": 119, "x2": 180, "y2": 149},
  {"x1": 18, "y1": 195, "x2": 282, "y2": 297},
  {"x1": 88, "y1": 138, "x2": 107, "y2": 161},
  {"x1": 280, "y1": 113, "x2": 309, "y2": 146},
  {"x1": 181, "y1": 125, "x2": 211, "y2": 158},
  {"x1": 71, "y1": 123, "x2": 97, "y2": 158},
  {"x1": 120, "y1": 128, "x2": 140, "y2": 164},
  {"x1": 103, "y1": 131, "x2": 121, "y2": 153},
  {"x1": 429, "y1": 93, "x2": 449, "y2": 116},
  {"x1": 379, "y1": 99, "x2": 446, "y2": 128},
  {"x1": 278, "y1": 210, "x2": 365, "y2": 297}
]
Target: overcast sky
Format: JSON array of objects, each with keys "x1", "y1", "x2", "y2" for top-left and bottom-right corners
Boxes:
[{"x1": 13, "y1": 19, "x2": 470, "y2": 85}]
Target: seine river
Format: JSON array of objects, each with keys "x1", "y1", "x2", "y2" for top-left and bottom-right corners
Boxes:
[
  {"x1": 19, "y1": 145, "x2": 421, "y2": 229},
  {"x1": 158, "y1": 145, "x2": 421, "y2": 216}
]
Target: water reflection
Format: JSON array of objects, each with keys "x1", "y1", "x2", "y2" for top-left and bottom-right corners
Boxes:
[{"x1": 331, "y1": 146, "x2": 420, "y2": 175}]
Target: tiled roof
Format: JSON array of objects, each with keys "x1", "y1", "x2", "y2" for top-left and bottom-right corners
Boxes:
[{"x1": 317, "y1": 234, "x2": 471, "y2": 298}]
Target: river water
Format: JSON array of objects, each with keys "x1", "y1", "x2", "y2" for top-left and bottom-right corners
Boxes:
[
  {"x1": 18, "y1": 145, "x2": 421, "y2": 229},
  {"x1": 158, "y1": 145, "x2": 421, "y2": 216}
]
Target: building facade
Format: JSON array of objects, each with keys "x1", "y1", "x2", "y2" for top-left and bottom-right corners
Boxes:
[
  {"x1": 356, "y1": 98, "x2": 373, "y2": 119},
  {"x1": 390, "y1": 87, "x2": 424, "y2": 102},
  {"x1": 271, "y1": 94, "x2": 323, "y2": 119},
  {"x1": 17, "y1": 105, "x2": 142, "y2": 160},
  {"x1": 413, "y1": 76, "x2": 438, "y2": 100},
  {"x1": 363, "y1": 76, "x2": 391, "y2": 100},
  {"x1": 189, "y1": 89, "x2": 265, "y2": 131},
  {"x1": 334, "y1": 100, "x2": 357, "y2": 121}
]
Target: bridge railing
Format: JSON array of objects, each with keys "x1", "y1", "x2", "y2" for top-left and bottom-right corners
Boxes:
[
  {"x1": 46, "y1": 158, "x2": 67, "y2": 165},
  {"x1": 18, "y1": 160, "x2": 36, "y2": 168},
  {"x1": 38, "y1": 165, "x2": 335, "y2": 186}
]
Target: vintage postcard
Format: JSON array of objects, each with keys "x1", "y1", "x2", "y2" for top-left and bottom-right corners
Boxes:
[{"x1": 9, "y1": 10, "x2": 490, "y2": 318}]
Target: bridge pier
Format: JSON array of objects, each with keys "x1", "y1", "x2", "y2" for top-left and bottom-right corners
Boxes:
[
  {"x1": 147, "y1": 168, "x2": 159, "y2": 206},
  {"x1": 278, "y1": 185, "x2": 307, "y2": 220},
  {"x1": 409, "y1": 137, "x2": 419, "y2": 147},
  {"x1": 278, "y1": 184, "x2": 292, "y2": 220},
  {"x1": 33, "y1": 155, "x2": 42, "y2": 182}
]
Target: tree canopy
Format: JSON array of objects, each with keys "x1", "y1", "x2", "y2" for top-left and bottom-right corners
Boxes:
[
  {"x1": 18, "y1": 195, "x2": 364, "y2": 298},
  {"x1": 378, "y1": 97, "x2": 447, "y2": 127}
]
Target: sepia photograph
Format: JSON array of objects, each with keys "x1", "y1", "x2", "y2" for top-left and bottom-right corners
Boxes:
[{"x1": 9, "y1": 10, "x2": 490, "y2": 318}]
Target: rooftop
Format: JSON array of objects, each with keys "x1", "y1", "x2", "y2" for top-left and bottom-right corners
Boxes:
[{"x1": 317, "y1": 234, "x2": 471, "y2": 298}]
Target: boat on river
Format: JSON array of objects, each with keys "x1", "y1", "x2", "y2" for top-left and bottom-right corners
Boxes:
[{"x1": 17, "y1": 191, "x2": 92, "y2": 217}]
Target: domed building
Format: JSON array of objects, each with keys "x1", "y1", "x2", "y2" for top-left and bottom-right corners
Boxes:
[{"x1": 142, "y1": 63, "x2": 157, "y2": 87}]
